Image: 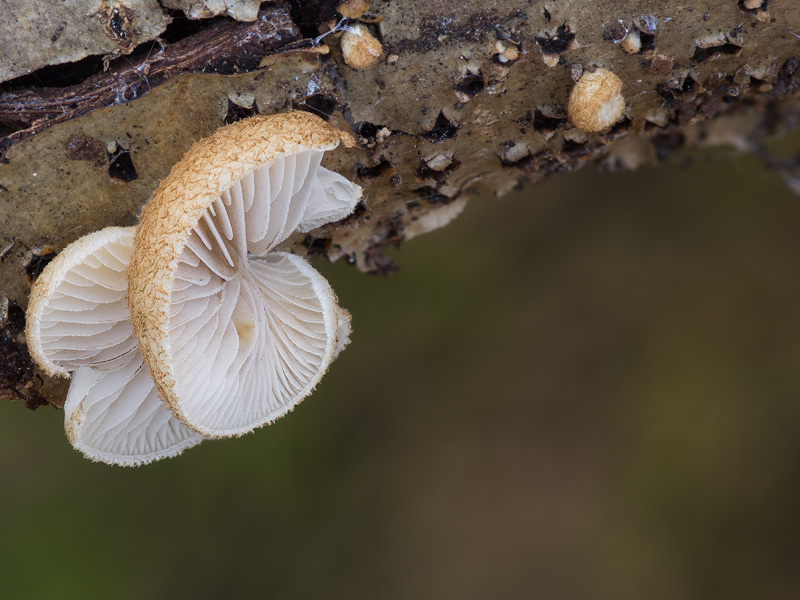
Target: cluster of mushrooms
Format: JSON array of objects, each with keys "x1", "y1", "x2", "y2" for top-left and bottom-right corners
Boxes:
[{"x1": 26, "y1": 112, "x2": 362, "y2": 466}]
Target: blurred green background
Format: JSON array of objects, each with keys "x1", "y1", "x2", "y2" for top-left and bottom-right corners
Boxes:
[{"x1": 2, "y1": 140, "x2": 800, "y2": 599}]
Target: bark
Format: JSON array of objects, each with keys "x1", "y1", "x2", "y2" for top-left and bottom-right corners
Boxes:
[{"x1": 0, "y1": 0, "x2": 799, "y2": 408}]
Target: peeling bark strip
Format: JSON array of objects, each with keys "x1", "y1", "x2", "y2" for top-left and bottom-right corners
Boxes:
[{"x1": 0, "y1": 2, "x2": 298, "y2": 159}]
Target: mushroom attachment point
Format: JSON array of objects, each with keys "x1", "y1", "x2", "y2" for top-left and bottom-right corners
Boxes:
[
  {"x1": 26, "y1": 227, "x2": 204, "y2": 466},
  {"x1": 567, "y1": 68, "x2": 626, "y2": 132},
  {"x1": 128, "y1": 112, "x2": 361, "y2": 437}
]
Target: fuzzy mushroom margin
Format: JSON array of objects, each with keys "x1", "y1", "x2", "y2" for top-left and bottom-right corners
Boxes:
[
  {"x1": 25, "y1": 227, "x2": 205, "y2": 465},
  {"x1": 25, "y1": 111, "x2": 362, "y2": 464},
  {"x1": 128, "y1": 111, "x2": 361, "y2": 437}
]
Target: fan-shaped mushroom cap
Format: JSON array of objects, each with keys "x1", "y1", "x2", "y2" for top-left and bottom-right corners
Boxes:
[
  {"x1": 26, "y1": 227, "x2": 204, "y2": 465},
  {"x1": 27, "y1": 227, "x2": 139, "y2": 378},
  {"x1": 128, "y1": 112, "x2": 361, "y2": 437}
]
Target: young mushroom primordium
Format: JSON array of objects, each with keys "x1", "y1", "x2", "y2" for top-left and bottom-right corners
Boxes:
[
  {"x1": 567, "y1": 68, "x2": 626, "y2": 133},
  {"x1": 26, "y1": 112, "x2": 363, "y2": 466}
]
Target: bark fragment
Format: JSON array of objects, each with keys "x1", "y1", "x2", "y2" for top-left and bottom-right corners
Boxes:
[{"x1": 0, "y1": 0, "x2": 170, "y2": 83}]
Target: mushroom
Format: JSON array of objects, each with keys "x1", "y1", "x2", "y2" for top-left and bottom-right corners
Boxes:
[
  {"x1": 128, "y1": 112, "x2": 361, "y2": 437},
  {"x1": 26, "y1": 227, "x2": 204, "y2": 465},
  {"x1": 493, "y1": 39, "x2": 520, "y2": 64},
  {"x1": 621, "y1": 28, "x2": 641, "y2": 54},
  {"x1": 340, "y1": 23, "x2": 383, "y2": 69},
  {"x1": 567, "y1": 68, "x2": 626, "y2": 132}
]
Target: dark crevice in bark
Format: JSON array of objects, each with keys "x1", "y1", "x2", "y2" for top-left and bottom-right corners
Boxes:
[
  {"x1": 535, "y1": 24, "x2": 575, "y2": 55},
  {"x1": 23, "y1": 250, "x2": 56, "y2": 283},
  {"x1": 157, "y1": 9, "x2": 208, "y2": 44},
  {"x1": 0, "y1": 56, "x2": 106, "y2": 91},
  {"x1": 357, "y1": 159, "x2": 397, "y2": 181},
  {"x1": 293, "y1": 93, "x2": 338, "y2": 121},
  {"x1": 692, "y1": 43, "x2": 743, "y2": 64},
  {"x1": 422, "y1": 112, "x2": 458, "y2": 142},
  {"x1": 223, "y1": 98, "x2": 261, "y2": 124},
  {"x1": 107, "y1": 147, "x2": 138, "y2": 183},
  {"x1": 285, "y1": 0, "x2": 340, "y2": 38},
  {"x1": 0, "y1": 300, "x2": 47, "y2": 410},
  {"x1": 0, "y1": 1, "x2": 299, "y2": 161}
]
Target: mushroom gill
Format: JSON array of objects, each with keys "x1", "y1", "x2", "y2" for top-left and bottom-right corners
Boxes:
[
  {"x1": 26, "y1": 227, "x2": 204, "y2": 465},
  {"x1": 129, "y1": 112, "x2": 361, "y2": 437}
]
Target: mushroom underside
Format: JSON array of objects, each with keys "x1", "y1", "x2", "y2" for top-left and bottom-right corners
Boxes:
[
  {"x1": 27, "y1": 113, "x2": 363, "y2": 464},
  {"x1": 27, "y1": 227, "x2": 204, "y2": 466},
  {"x1": 161, "y1": 150, "x2": 358, "y2": 436}
]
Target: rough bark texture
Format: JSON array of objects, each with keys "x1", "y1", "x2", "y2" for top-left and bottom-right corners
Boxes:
[{"x1": 1, "y1": 0, "x2": 799, "y2": 408}]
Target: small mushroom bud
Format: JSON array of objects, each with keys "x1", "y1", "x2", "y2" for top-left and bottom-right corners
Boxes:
[
  {"x1": 567, "y1": 68, "x2": 625, "y2": 132},
  {"x1": 341, "y1": 23, "x2": 383, "y2": 69},
  {"x1": 493, "y1": 40, "x2": 519, "y2": 63},
  {"x1": 621, "y1": 28, "x2": 641, "y2": 54},
  {"x1": 542, "y1": 53, "x2": 559, "y2": 68}
]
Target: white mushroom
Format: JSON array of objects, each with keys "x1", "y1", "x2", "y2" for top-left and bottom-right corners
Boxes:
[
  {"x1": 26, "y1": 227, "x2": 204, "y2": 466},
  {"x1": 128, "y1": 112, "x2": 361, "y2": 437}
]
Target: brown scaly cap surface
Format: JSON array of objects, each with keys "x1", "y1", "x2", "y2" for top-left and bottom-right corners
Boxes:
[
  {"x1": 341, "y1": 24, "x2": 383, "y2": 70},
  {"x1": 127, "y1": 111, "x2": 355, "y2": 415}
]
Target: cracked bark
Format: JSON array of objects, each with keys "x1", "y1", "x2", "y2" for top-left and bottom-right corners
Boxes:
[{"x1": 1, "y1": 0, "x2": 799, "y2": 408}]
